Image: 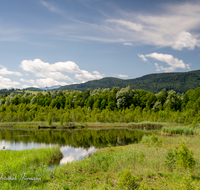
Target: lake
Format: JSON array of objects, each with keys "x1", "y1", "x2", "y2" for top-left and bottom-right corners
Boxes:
[{"x1": 0, "y1": 128, "x2": 151, "y2": 165}]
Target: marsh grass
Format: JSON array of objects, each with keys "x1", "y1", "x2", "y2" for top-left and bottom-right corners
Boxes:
[
  {"x1": 33, "y1": 135, "x2": 200, "y2": 190},
  {"x1": 0, "y1": 146, "x2": 62, "y2": 176},
  {"x1": 0, "y1": 146, "x2": 63, "y2": 190},
  {"x1": 2, "y1": 135, "x2": 200, "y2": 189},
  {"x1": 162, "y1": 126, "x2": 195, "y2": 135}
]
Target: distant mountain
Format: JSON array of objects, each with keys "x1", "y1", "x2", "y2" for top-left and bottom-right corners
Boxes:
[
  {"x1": 58, "y1": 69, "x2": 200, "y2": 93},
  {"x1": 40, "y1": 85, "x2": 61, "y2": 90},
  {"x1": 25, "y1": 87, "x2": 42, "y2": 91}
]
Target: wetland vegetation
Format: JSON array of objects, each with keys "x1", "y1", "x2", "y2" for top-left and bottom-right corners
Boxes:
[{"x1": 1, "y1": 87, "x2": 200, "y2": 189}]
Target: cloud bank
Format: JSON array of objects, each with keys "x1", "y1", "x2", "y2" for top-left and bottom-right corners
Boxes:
[
  {"x1": 20, "y1": 59, "x2": 104, "y2": 87},
  {"x1": 139, "y1": 53, "x2": 190, "y2": 72},
  {"x1": 0, "y1": 76, "x2": 19, "y2": 89},
  {"x1": 54, "y1": 2, "x2": 200, "y2": 50}
]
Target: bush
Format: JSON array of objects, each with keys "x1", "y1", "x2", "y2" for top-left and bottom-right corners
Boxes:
[
  {"x1": 175, "y1": 141, "x2": 195, "y2": 170},
  {"x1": 140, "y1": 135, "x2": 150, "y2": 144},
  {"x1": 141, "y1": 134, "x2": 162, "y2": 147},
  {"x1": 165, "y1": 141, "x2": 195, "y2": 171},
  {"x1": 118, "y1": 168, "x2": 138, "y2": 190},
  {"x1": 164, "y1": 148, "x2": 176, "y2": 172},
  {"x1": 48, "y1": 113, "x2": 52, "y2": 126},
  {"x1": 60, "y1": 115, "x2": 64, "y2": 126}
]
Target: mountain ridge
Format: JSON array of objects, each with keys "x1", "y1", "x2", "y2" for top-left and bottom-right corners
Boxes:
[{"x1": 57, "y1": 69, "x2": 200, "y2": 93}]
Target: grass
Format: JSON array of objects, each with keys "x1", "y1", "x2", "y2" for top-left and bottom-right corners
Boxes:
[
  {"x1": 27, "y1": 135, "x2": 200, "y2": 190},
  {"x1": 0, "y1": 146, "x2": 62, "y2": 175},
  {"x1": 3, "y1": 134, "x2": 200, "y2": 189},
  {"x1": 161, "y1": 126, "x2": 195, "y2": 135},
  {"x1": 0, "y1": 146, "x2": 62, "y2": 190},
  {"x1": 0, "y1": 121, "x2": 177, "y2": 130}
]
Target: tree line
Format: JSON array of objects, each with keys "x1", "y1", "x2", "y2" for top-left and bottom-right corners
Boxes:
[{"x1": 0, "y1": 86, "x2": 199, "y2": 124}]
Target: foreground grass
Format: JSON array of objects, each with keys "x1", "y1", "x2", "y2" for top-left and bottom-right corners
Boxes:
[
  {"x1": 2, "y1": 134, "x2": 200, "y2": 189},
  {"x1": 37, "y1": 135, "x2": 200, "y2": 190},
  {"x1": 3, "y1": 135, "x2": 199, "y2": 190},
  {"x1": 0, "y1": 146, "x2": 62, "y2": 190}
]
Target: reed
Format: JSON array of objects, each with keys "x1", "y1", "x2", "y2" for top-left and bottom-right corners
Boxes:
[
  {"x1": 0, "y1": 146, "x2": 62, "y2": 176},
  {"x1": 162, "y1": 126, "x2": 195, "y2": 135}
]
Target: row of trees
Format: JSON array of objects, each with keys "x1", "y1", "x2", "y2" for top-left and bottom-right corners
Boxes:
[{"x1": 0, "y1": 86, "x2": 200, "y2": 124}]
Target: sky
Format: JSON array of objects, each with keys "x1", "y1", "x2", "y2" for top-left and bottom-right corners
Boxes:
[{"x1": 0, "y1": 0, "x2": 200, "y2": 89}]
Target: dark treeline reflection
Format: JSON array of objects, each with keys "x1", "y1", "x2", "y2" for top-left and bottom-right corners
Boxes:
[{"x1": 0, "y1": 129, "x2": 151, "y2": 148}]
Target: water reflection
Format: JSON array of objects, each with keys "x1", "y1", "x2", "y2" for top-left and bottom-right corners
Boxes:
[{"x1": 0, "y1": 128, "x2": 150, "y2": 165}]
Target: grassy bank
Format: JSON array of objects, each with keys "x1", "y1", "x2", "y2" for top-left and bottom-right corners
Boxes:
[
  {"x1": 0, "y1": 146, "x2": 62, "y2": 190},
  {"x1": 35, "y1": 135, "x2": 200, "y2": 190},
  {"x1": 3, "y1": 134, "x2": 200, "y2": 189},
  {"x1": 0, "y1": 121, "x2": 181, "y2": 130}
]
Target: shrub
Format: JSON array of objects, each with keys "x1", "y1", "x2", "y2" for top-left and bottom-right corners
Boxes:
[
  {"x1": 118, "y1": 168, "x2": 138, "y2": 190},
  {"x1": 48, "y1": 113, "x2": 52, "y2": 126},
  {"x1": 164, "y1": 148, "x2": 176, "y2": 172},
  {"x1": 165, "y1": 141, "x2": 195, "y2": 171},
  {"x1": 141, "y1": 134, "x2": 162, "y2": 147},
  {"x1": 60, "y1": 115, "x2": 64, "y2": 126},
  {"x1": 175, "y1": 141, "x2": 195, "y2": 170},
  {"x1": 140, "y1": 135, "x2": 150, "y2": 144}
]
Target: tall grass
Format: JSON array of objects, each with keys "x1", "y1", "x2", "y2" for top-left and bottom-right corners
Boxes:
[
  {"x1": 0, "y1": 146, "x2": 62, "y2": 176},
  {"x1": 41, "y1": 135, "x2": 200, "y2": 189},
  {"x1": 0, "y1": 146, "x2": 63, "y2": 190},
  {"x1": 2, "y1": 135, "x2": 200, "y2": 189},
  {"x1": 162, "y1": 126, "x2": 195, "y2": 135}
]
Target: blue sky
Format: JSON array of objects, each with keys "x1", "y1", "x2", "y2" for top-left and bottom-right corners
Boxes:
[{"x1": 0, "y1": 0, "x2": 200, "y2": 89}]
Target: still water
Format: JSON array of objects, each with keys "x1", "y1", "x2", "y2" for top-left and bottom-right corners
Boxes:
[{"x1": 0, "y1": 128, "x2": 150, "y2": 165}]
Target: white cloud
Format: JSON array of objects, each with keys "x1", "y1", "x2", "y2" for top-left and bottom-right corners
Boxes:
[
  {"x1": 20, "y1": 59, "x2": 104, "y2": 82},
  {"x1": 40, "y1": 0, "x2": 61, "y2": 14},
  {"x1": 172, "y1": 31, "x2": 199, "y2": 50},
  {"x1": 123, "y1": 43, "x2": 133, "y2": 46},
  {"x1": 22, "y1": 84, "x2": 39, "y2": 89},
  {"x1": 107, "y1": 19, "x2": 143, "y2": 32},
  {"x1": 138, "y1": 54, "x2": 148, "y2": 62},
  {"x1": 59, "y1": 2, "x2": 200, "y2": 50},
  {"x1": 0, "y1": 76, "x2": 19, "y2": 89},
  {"x1": 145, "y1": 53, "x2": 190, "y2": 72},
  {"x1": 0, "y1": 65, "x2": 22, "y2": 76},
  {"x1": 115, "y1": 74, "x2": 128, "y2": 78},
  {"x1": 20, "y1": 78, "x2": 35, "y2": 84},
  {"x1": 36, "y1": 78, "x2": 68, "y2": 87},
  {"x1": 75, "y1": 70, "x2": 104, "y2": 81}
]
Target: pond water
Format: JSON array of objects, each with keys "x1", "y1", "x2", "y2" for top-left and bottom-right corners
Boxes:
[{"x1": 0, "y1": 128, "x2": 151, "y2": 165}]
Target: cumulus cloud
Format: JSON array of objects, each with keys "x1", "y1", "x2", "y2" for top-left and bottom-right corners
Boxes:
[
  {"x1": 22, "y1": 84, "x2": 39, "y2": 89},
  {"x1": 0, "y1": 65, "x2": 22, "y2": 76},
  {"x1": 145, "y1": 53, "x2": 190, "y2": 72},
  {"x1": 115, "y1": 74, "x2": 128, "y2": 78},
  {"x1": 172, "y1": 31, "x2": 199, "y2": 50},
  {"x1": 0, "y1": 76, "x2": 19, "y2": 89},
  {"x1": 36, "y1": 78, "x2": 68, "y2": 87},
  {"x1": 123, "y1": 43, "x2": 133, "y2": 46},
  {"x1": 20, "y1": 78, "x2": 35, "y2": 84},
  {"x1": 20, "y1": 59, "x2": 104, "y2": 82},
  {"x1": 75, "y1": 70, "x2": 103, "y2": 81},
  {"x1": 138, "y1": 54, "x2": 148, "y2": 62}
]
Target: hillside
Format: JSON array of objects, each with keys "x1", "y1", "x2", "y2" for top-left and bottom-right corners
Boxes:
[{"x1": 58, "y1": 69, "x2": 200, "y2": 93}]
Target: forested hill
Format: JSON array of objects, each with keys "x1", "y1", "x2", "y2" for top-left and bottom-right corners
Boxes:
[{"x1": 58, "y1": 69, "x2": 200, "y2": 93}]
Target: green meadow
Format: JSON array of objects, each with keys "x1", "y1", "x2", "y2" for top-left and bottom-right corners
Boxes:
[{"x1": 1, "y1": 128, "x2": 200, "y2": 190}]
